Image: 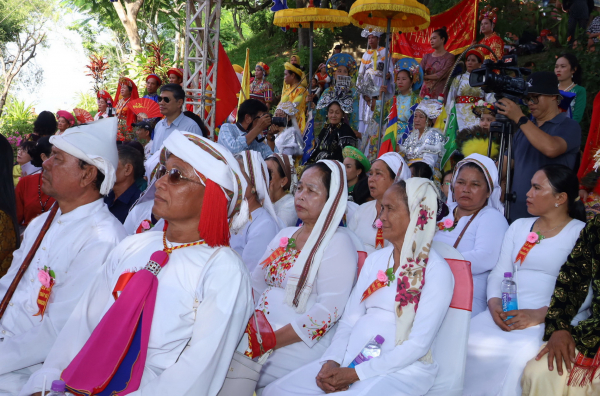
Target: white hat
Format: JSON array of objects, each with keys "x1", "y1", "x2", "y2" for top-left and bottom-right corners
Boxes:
[
  {"x1": 49, "y1": 117, "x2": 118, "y2": 195},
  {"x1": 361, "y1": 29, "x2": 383, "y2": 38}
]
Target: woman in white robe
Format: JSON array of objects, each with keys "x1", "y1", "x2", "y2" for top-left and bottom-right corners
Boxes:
[
  {"x1": 463, "y1": 164, "x2": 587, "y2": 396},
  {"x1": 434, "y1": 154, "x2": 508, "y2": 316},
  {"x1": 251, "y1": 160, "x2": 358, "y2": 393},
  {"x1": 264, "y1": 178, "x2": 454, "y2": 395},
  {"x1": 231, "y1": 151, "x2": 283, "y2": 273},
  {"x1": 266, "y1": 153, "x2": 298, "y2": 227},
  {"x1": 348, "y1": 152, "x2": 411, "y2": 254},
  {"x1": 20, "y1": 131, "x2": 254, "y2": 396}
]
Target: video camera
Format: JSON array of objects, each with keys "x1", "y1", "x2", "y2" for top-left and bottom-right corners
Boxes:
[{"x1": 469, "y1": 54, "x2": 531, "y2": 103}]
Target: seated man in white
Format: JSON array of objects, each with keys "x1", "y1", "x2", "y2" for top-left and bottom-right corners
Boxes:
[
  {"x1": 264, "y1": 178, "x2": 454, "y2": 395},
  {"x1": 0, "y1": 118, "x2": 127, "y2": 395},
  {"x1": 20, "y1": 131, "x2": 254, "y2": 396}
]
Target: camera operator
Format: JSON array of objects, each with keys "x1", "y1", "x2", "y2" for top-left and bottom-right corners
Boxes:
[
  {"x1": 496, "y1": 71, "x2": 581, "y2": 222},
  {"x1": 219, "y1": 98, "x2": 275, "y2": 159}
]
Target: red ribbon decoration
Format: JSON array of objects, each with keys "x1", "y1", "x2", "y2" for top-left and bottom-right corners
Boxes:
[
  {"x1": 375, "y1": 228, "x2": 384, "y2": 249},
  {"x1": 112, "y1": 272, "x2": 136, "y2": 301},
  {"x1": 360, "y1": 279, "x2": 388, "y2": 302},
  {"x1": 260, "y1": 247, "x2": 285, "y2": 269},
  {"x1": 514, "y1": 241, "x2": 536, "y2": 266},
  {"x1": 33, "y1": 280, "x2": 54, "y2": 319}
]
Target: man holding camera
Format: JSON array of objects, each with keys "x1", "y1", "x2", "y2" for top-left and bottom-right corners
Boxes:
[
  {"x1": 496, "y1": 71, "x2": 581, "y2": 222},
  {"x1": 219, "y1": 99, "x2": 276, "y2": 159}
]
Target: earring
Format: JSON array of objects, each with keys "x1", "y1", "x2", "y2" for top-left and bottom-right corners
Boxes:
[{"x1": 555, "y1": 203, "x2": 559, "y2": 207}]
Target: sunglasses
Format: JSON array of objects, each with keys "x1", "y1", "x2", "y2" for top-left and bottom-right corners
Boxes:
[
  {"x1": 157, "y1": 96, "x2": 171, "y2": 103},
  {"x1": 156, "y1": 165, "x2": 203, "y2": 185}
]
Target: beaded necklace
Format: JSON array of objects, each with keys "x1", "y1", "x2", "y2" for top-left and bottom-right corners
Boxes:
[{"x1": 162, "y1": 230, "x2": 206, "y2": 254}]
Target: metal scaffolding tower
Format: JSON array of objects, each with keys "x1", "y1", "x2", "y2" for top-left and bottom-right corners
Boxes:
[{"x1": 184, "y1": 0, "x2": 221, "y2": 137}]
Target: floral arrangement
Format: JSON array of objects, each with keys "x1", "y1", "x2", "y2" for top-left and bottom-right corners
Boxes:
[
  {"x1": 279, "y1": 236, "x2": 297, "y2": 252},
  {"x1": 38, "y1": 266, "x2": 56, "y2": 288},
  {"x1": 437, "y1": 218, "x2": 456, "y2": 232},
  {"x1": 376, "y1": 267, "x2": 396, "y2": 287},
  {"x1": 526, "y1": 231, "x2": 544, "y2": 245}
]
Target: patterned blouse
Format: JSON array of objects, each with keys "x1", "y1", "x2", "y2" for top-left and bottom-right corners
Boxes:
[
  {"x1": 544, "y1": 216, "x2": 600, "y2": 359},
  {"x1": 250, "y1": 78, "x2": 273, "y2": 106},
  {"x1": 116, "y1": 98, "x2": 134, "y2": 141},
  {"x1": 479, "y1": 32, "x2": 505, "y2": 61}
]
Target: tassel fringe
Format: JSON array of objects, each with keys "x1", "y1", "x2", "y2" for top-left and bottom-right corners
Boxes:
[
  {"x1": 567, "y1": 365, "x2": 599, "y2": 387},
  {"x1": 230, "y1": 199, "x2": 250, "y2": 235},
  {"x1": 199, "y1": 179, "x2": 230, "y2": 247}
]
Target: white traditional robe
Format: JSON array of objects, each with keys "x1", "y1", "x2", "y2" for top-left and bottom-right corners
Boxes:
[
  {"x1": 446, "y1": 73, "x2": 494, "y2": 131},
  {"x1": 123, "y1": 200, "x2": 165, "y2": 236},
  {"x1": 433, "y1": 202, "x2": 509, "y2": 316},
  {"x1": 273, "y1": 194, "x2": 298, "y2": 227},
  {"x1": 463, "y1": 217, "x2": 585, "y2": 396},
  {"x1": 357, "y1": 47, "x2": 394, "y2": 134},
  {"x1": 20, "y1": 231, "x2": 254, "y2": 396},
  {"x1": 263, "y1": 245, "x2": 454, "y2": 395},
  {"x1": 348, "y1": 200, "x2": 389, "y2": 255},
  {"x1": 0, "y1": 199, "x2": 126, "y2": 395},
  {"x1": 230, "y1": 207, "x2": 281, "y2": 274},
  {"x1": 252, "y1": 227, "x2": 358, "y2": 392}
]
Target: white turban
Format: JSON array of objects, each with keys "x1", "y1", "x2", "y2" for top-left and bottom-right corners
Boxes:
[
  {"x1": 162, "y1": 131, "x2": 249, "y2": 233},
  {"x1": 447, "y1": 153, "x2": 503, "y2": 213},
  {"x1": 239, "y1": 150, "x2": 285, "y2": 230},
  {"x1": 49, "y1": 117, "x2": 118, "y2": 195},
  {"x1": 378, "y1": 152, "x2": 412, "y2": 182}
]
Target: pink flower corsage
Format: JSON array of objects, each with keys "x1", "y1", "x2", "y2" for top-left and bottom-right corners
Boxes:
[
  {"x1": 37, "y1": 266, "x2": 56, "y2": 288},
  {"x1": 375, "y1": 219, "x2": 383, "y2": 229},
  {"x1": 279, "y1": 237, "x2": 289, "y2": 248},
  {"x1": 526, "y1": 231, "x2": 544, "y2": 244},
  {"x1": 437, "y1": 218, "x2": 456, "y2": 232},
  {"x1": 141, "y1": 220, "x2": 151, "y2": 230},
  {"x1": 377, "y1": 270, "x2": 388, "y2": 282},
  {"x1": 281, "y1": 237, "x2": 297, "y2": 252}
]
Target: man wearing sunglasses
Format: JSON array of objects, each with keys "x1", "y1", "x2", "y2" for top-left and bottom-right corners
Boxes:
[
  {"x1": 496, "y1": 71, "x2": 581, "y2": 222},
  {"x1": 219, "y1": 98, "x2": 276, "y2": 160},
  {"x1": 151, "y1": 83, "x2": 202, "y2": 154}
]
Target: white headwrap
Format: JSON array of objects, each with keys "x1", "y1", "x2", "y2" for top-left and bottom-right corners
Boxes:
[
  {"x1": 49, "y1": 117, "x2": 118, "y2": 195},
  {"x1": 162, "y1": 131, "x2": 249, "y2": 233},
  {"x1": 286, "y1": 160, "x2": 348, "y2": 313},
  {"x1": 394, "y1": 178, "x2": 439, "y2": 362},
  {"x1": 240, "y1": 150, "x2": 285, "y2": 230},
  {"x1": 378, "y1": 152, "x2": 412, "y2": 182},
  {"x1": 447, "y1": 153, "x2": 503, "y2": 213}
]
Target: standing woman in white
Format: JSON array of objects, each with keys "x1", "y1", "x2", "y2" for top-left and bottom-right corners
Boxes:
[
  {"x1": 463, "y1": 164, "x2": 587, "y2": 396},
  {"x1": 348, "y1": 152, "x2": 411, "y2": 254},
  {"x1": 265, "y1": 153, "x2": 298, "y2": 227},
  {"x1": 251, "y1": 160, "x2": 358, "y2": 394},
  {"x1": 264, "y1": 178, "x2": 454, "y2": 395},
  {"x1": 434, "y1": 154, "x2": 508, "y2": 316}
]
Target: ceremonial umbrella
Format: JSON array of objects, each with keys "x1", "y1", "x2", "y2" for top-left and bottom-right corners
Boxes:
[
  {"x1": 348, "y1": 0, "x2": 430, "y2": 154},
  {"x1": 273, "y1": 1, "x2": 350, "y2": 99}
]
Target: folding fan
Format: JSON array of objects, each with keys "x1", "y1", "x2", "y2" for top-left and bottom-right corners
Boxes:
[
  {"x1": 73, "y1": 108, "x2": 94, "y2": 124},
  {"x1": 127, "y1": 98, "x2": 162, "y2": 119}
]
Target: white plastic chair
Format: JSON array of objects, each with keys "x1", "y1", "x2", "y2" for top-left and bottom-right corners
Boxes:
[{"x1": 425, "y1": 241, "x2": 473, "y2": 396}]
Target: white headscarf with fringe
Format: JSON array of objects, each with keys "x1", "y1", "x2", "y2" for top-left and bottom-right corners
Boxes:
[
  {"x1": 447, "y1": 153, "x2": 503, "y2": 214},
  {"x1": 239, "y1": 150, "x2": 285, "y2": 231},
  {"x1": 285, "y1": 160, "x2": 347, "y2": 313},
  {"x1": 394, "y1": 178, "x2": 439, "y2": 362},
  {"x1": 378, "y1": 152, "x2": 412, "y2": 182}
]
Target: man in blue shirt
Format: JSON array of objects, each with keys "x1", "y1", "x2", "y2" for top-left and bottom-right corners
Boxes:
[
  {"x1": 219, "y1": 99, "x2": 276, "y2": 159},
  {"x1": 497, "y1": 71, "x2": 581, "y2": 222},
  {"x1": 152, "y1": 84, "x2": 202, "y2": 153},
  {"x1": 104, "y1": 145, "x2": 144, "y2": 223},
  {"x1": 143, "y1": 74, "x2": 162, "y2": 103}
]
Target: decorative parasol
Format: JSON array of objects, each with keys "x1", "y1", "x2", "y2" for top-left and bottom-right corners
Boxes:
[
  {"x1": 274, "y1": 1, "x2": 351, "y2": 107},
  {"x1": 73, "y1": 108, "x2": 94, "y2": 124},
  {"x1": 348, "y1": 0, "x2": 430, "y2": 154},
  {"x1": 127, "y1": 98, "x2": 162, "y2": 120}
]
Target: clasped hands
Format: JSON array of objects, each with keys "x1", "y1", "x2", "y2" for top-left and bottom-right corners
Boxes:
[{"x1": 316, "y1": 360, "x2": 359, "y2": 393}]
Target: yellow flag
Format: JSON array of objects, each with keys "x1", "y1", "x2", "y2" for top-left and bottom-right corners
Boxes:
[{"x1": 238, "y1": 48, "x2": 250, "y2": 110}]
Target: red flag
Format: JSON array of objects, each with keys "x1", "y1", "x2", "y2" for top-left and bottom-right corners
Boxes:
[
  {"x1": 213, "y1": 42, "x2": 241, "y2": 127},
  {"x1": 391, "y1": 0, "x2": 478, "y2": 62}
]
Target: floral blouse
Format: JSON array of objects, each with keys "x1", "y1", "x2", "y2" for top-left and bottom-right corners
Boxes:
[
  {"x1": 116, "y1": 98, "x2": 134, "y2": 141},
  {"x1": 252, "y1": 227, "x2": 358, "y2": 346}
]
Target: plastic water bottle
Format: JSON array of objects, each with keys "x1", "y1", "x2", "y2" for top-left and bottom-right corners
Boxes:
[
  {"x1": 501, "y1": 272, "x2": 518, "y2": 320},
  {"x1": 348, "y1": 335, "x2": 385, "y2": 368},
  {"x1": 47, "y1": 380, "x2": 67, "y2": 396}
]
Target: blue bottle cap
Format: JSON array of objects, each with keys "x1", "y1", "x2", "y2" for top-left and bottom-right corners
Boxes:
[
  {"x1": 375, "y1": 335, "x2": 385, "y2": 344},
  {"x1": 504, "y1": 272, "x2": 512, "y2": 278}
]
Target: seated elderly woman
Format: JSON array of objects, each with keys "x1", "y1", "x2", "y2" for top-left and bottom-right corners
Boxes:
[
  {"x1": 463, "y1": 164, "x2": 586, "y2": 395},
  {"x1": 434, "y1": 154, "x2": 508, "y2": 316},
  {"x1": 307, "y1": 97, "x2": 359, "y2": 164},
  {"x1": 348, "y1": 152, "x2": 411, "y2": 254},
  {"x1": 249, "y1": 160, "x2": 358, "y2": 393},
  {"x1": 264, "y1": 178, "x2": 454, "y2": 395},
  {"x1": 266, "y1": 153, "x2": 298, "y2": 227},
  {"x1": 231, "y1": 150, "x2": 284, "y2": 273}
]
